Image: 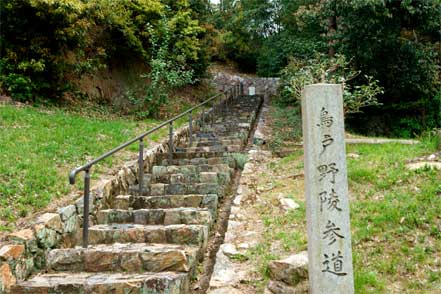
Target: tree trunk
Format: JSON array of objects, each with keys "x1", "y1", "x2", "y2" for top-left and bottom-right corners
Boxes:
[{"x1": 327, "y1": 0, "x2": 337, "y2": 57}]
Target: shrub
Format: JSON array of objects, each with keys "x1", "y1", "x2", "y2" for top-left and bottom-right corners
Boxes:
[
  {"x1": 277, "y1": 54, "x2": 383, "y2": 115},
  {"x1": 230, "y1": 153, "x2": 248, "y2": 170},
  {"x1": 0, "y1": 0, "x2": 206, "y2": 102}
]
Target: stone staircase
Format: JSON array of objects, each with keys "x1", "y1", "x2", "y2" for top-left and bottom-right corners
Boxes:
[{"x1": 11, "y1": 95, "x2": 262, "y2": 293}]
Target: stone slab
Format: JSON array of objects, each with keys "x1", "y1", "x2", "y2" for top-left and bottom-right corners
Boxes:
[{"x1": 302, "y1": 84, "x2": 354, "y2": 293}]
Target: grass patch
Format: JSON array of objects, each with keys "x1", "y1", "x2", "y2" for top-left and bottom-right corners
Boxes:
[
  {"x1": 0, "y1": 104, "x2": 166, "y2": 230},
  {"x1": 247, "y1": 102, "x2": 441, "y2": 293},
  {"x1": 267, "y1": 104, "x2": 302, "y2": 151},
  {"x1": 346, "y1": 139, "x2": 441, "y2": 293}
]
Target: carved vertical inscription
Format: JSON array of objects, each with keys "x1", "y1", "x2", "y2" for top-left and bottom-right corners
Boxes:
[{"x1": 302, "y1": 84, "x2": 354, "y2": 293}]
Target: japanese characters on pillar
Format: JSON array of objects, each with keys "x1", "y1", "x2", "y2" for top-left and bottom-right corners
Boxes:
[{"x1": 302, "y1": 84, "x2": 354, "y2": 294}]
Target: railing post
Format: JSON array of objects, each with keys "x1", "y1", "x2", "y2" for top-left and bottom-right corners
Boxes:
[
  {"x1": 189, "y1": 112, "x2": 193, "y2": 145},
  {"x1": 201, "y1": 110, "x2": 205, "y2": 129},
  {"x1": 211, "y1": 100, "x2": 215, "y2": 126},
  {"x1": 138, "y1": 138, "x2": 144, "y2": 194},
  {"x1": 169, "y1": 122, "x2": 173, "y2": 160},
  {"x1": 82, "y1": 169, "x2": 90, "y2": 248},
  {"x1": 224, "y1": 93, "x2": 228, "y2": 115}
]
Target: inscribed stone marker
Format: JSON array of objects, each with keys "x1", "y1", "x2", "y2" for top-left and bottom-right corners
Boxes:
[{"x1": 301, "y1": 84, "x2": 354, "y2": 294}]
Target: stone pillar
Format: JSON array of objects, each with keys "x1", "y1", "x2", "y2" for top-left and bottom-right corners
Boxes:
[{"x1": 301, "y1": 84, "x2": 354, "y2": 294}]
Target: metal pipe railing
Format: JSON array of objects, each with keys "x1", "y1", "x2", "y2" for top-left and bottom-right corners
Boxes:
[{"x1": 69, "y1": 82, "x2": 242, "y2": 248}]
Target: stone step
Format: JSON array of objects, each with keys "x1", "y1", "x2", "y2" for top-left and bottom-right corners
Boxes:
[
  {"x1": 152, "y1": 163, "x2": 233, "y2": 177},
  {"x1": 189, "y1": 140, "x2": 222, "y2": 147},
  {"x1": 151, "y1": 164, "x2": 232, "y2": 184},
  {"x1": 148, "y1": 183, "x2": 223, "y2": 196},
  {"x1": 194, "y1": 134, "x2": 241, "y2": 141},
  {"x1": 178, "y1": 146, "x2": 227, "y2": 153},
  {"x1": 7, "y1": 94, "x2": 263, "y2": 294},
  {"x1": 150, "y1": 171, "x2": 231, "y2": 186},
  {"x1": 179, "y1": 145, "x2": 241, "y2": 153},
  {"x1": 160, "y1": 157, "x2": 236, "y2": 169},
  {"x1": 88, "y1": 224, "x2": 208, "y2": 247},
  {"x1": 128, "y1": 174, "x2": 152, "y2": 195},
  {"x1": 96, "y1": 208, "x2": 213, "y2": 226},
  {"x1": 46, "y1": 243, "x2": 199, "y2": 273},
  {"x1": 191, "y1": 138, "x2": 244, "y2": 147},
  {"x1": 130, "y1": 194, "x2": 218, "y2": 213},
  {"x1": 156, "y1": 151, "x2": 228, "y2": 162},
  {"x1": 12, "y1": 271, "x2": 189, "y2": 294},
  {"x1": 201, "y1": 127, "x2": 249, "y2": 137}
]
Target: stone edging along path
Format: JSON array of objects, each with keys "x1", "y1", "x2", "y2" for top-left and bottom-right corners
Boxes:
[{"x1": 0, "y1": 94, "x2": 263, "y2": 293}]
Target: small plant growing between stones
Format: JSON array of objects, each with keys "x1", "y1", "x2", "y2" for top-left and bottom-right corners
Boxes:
[
  {"x1": 230, "y1": 153, "x2": 248, "y2": 170},
  {"x1": 229, "y1": 253, "x2": 249, "y2": 262}
]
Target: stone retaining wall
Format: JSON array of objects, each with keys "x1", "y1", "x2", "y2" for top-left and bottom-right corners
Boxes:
[{"x1": 212, "y1": 73, "x2": 279, "y2": 97}]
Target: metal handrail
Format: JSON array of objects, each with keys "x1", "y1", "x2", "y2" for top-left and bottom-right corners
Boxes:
[{"x1": 69, "y1": 82, "x2": 243, "y2": 248}]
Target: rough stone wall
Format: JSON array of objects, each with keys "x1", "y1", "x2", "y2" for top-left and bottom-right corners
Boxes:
[
  {"x1": 212, "y1": 73, "x2": 279, "y2": 97},
  {"x1": 0, "y1": 124, "x2": 192, "y2": 292}
]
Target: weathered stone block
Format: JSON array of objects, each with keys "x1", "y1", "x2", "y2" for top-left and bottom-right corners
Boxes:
[
  {"x1": 58, "y1": 205, "x2": 76, "y2": 222},
  {"x1": 200, "y1": 172, "x2": 218, "y2": 183},
  {"x1": 170, "y1": 173, "x2": 185, "y2": 184},
  {"x1": 35, "y1": 225, "x2": 59, "y2": 249},
  {"x1": 140, "y1": 250, "x2": 189, "y2": 272},
  {"x1": 268, "y1": 251, "x2": 308, "y2": 286},
  {"x1": 84, "y1": 250, "x2": 118, "y2": 272},
  {"x1": 47, "y1": 249, "x2": 83, "y2": 272},
  {"x1": 8, "y1": 230, "x2": 38, "y2": 254},
  {"x1": 36, "y1": 213, "x2": 63, "y2": 233},
  {"x1": 150, "y1": 183, "x2": 166, "y2": 195},
  {"x1": 8, "y1": 230, "x2": 34, "y2": 244},
  {"x1": 267, "y1": 280, "x2": 309, "y2": 294},
  {"x1": 0, "y1": 245, "x2": 25, "y2": 260},
  {"x1": 94, "y1": 179, "x2": 113, "y2": 200},
  {"x1": 114, "y1": 195, "x2": 131, "y2": 210},
  {"x1": 97, "y1": 209, "x2": 133, "y2": 224},
  {"x1": 14, "y1": 258, "x2": 34, "y2": 281},
  {"x1": 152, "y1": 166, "x2": 167, "y2": 179},
  {"x1": 166, "y1": 184, "x2": 188, "y2": 195},
  {"x1": 197, "y1": 183, "x2": 220, "y2": 195},
  {"x1": 0, "y1": 263, "x2": 16, "y2": 291},
  {"x1": 63, "y1": 215, "x2": 80, "y2": 234}
]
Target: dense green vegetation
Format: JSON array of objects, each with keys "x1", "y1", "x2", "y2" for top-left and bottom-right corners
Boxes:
[
  {"x1": 2, "y1": 0, "x2": 439, "y2": 136},
  {"x1": 213, "y1": 0, "x2": 441, "y2": 137},
  {"x1": 0, "y1": 0, "x2": 211, "y2": 109}
]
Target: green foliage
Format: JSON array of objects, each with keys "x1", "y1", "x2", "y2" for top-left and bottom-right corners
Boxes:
[
  {"x1": 0, "y1": 0, "x2": 207, "y2": 102},
  {"x1": 229, "y1": 152, "x2": 248, "y2": 170},
  {"x1": 212, "y1": 0, "x2": 326, "y2": 73},
  {"x1": 214, "y1": 0, "x2": 440, "y2": 137},
  {"x1": 278, "y1": 54, "x2": 383, "y2": 114},
  {"x1": 2, "y1": 73, "x2": 35, "y2": 102},
  {"x1": 328, "y1": 0, "x2": 441, "y2": 136},
  {"x1": 267, "y1": 105, "x2": 302, "y2": 151},
  {"x1": 126, "y1": 15, "x2": 197, "y2": 118},
  {"x1": 257, "y1": 33, "x2": 325, "y2": 77}
]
